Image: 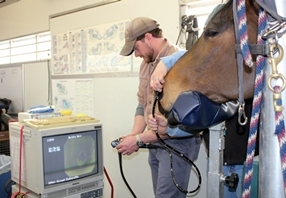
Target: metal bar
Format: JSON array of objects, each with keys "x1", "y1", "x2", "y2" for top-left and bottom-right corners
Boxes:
[{"x1": 208, "y1": 122, "x2": 225, "y2": 198}]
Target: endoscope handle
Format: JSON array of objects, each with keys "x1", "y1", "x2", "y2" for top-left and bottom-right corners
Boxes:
[
  {"x1": 111, "y1": 138, "x2": 159, "y2": 149},
  {"x1": 111, "y1": 138, "x2": 120, "y2": 148}
]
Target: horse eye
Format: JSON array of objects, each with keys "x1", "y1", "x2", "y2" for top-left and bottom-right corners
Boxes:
[{"x1": 205, "y1": 29, "x2": 219, "y2": 37}]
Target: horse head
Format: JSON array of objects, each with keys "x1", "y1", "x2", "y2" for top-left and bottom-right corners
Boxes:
[{"x1": 159, "y1": 0, "x2": 260, "y2": 114}]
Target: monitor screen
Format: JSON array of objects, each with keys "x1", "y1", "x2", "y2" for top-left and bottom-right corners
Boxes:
[{"x1": 42, "y1": 130, "x2": 98, "y2": 186}]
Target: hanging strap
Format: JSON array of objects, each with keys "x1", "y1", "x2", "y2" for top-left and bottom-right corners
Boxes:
[{"x1": 233, "y1": 0, "x2": 250, "y2": 125}]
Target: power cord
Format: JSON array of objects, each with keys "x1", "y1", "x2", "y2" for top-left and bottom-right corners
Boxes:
[{"x1": 104, "y1": 167, "x2": 114, "y2": 198}]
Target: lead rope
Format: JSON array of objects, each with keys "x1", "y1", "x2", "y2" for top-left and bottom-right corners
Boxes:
[
  {"x1": 260, "y1": 0, "x2": 286, "y2": 194},
  {"x1": 274, "y1": 85, "x2": 286, "y2": 193},
  {"x1": 242, "y1": 2, "x2": 267, "y2": 198}
]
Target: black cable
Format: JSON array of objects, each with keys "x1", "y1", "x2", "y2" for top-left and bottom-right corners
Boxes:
[
  {"x1": 112, "y1": 139, "x2": 161, "y2": 197},
  {"x1": 152, "y1": 91, "x2": 202, "y2": 194},
  {"x1": 118, "y1": 153, "x2": 137, "y2": 198},
  {"x1": 154, "y1": 132, "x2": 201, "y2": 193},
  {"x1": 114, "y1": 90, "x2": 202, "y2": 196}
]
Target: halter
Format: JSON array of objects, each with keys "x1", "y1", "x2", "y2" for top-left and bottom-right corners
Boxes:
[{"x1": 233, "y1": 0, "x2": 266, "y2": 126}]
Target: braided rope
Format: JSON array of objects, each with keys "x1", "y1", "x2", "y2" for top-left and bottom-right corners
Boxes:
[
  {"x1": 274, "y1": 85, "x2": 286, "y2": 193},
  {"x1": 242, "y1": 5, "x2": 267, "y2": 198},
  {"x1": 237, "y1": 0, "x2": 253, "y2": 67}
]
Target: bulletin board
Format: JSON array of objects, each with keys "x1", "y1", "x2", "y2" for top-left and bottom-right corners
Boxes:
[{"x1": 0, "y1": 64, "x2": 23, "y2": 114}]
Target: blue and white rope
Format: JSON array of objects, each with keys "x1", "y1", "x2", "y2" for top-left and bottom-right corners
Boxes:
[
  {"x1": 274, "y1": 85, "x2": 286, "y2": 193},
  {"x1": 236, "y1": 0, "x2": 253, "y2": 67},
  {"x1": 242, "y1": 3, "x2": 267, "y2": 198}
]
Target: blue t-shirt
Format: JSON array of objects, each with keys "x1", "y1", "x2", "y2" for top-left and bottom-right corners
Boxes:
[
  {"x1": 160, "y1": 51, "x2": 191, "y2": 137},
  {"x1": 161, "y1": 50, "x2": 186, "y2": 70}
]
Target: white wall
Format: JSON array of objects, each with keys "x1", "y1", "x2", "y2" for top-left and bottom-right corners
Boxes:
[
  {"x1": 0, "y1": 0, "x2": 209, "y2": 197},
  {"x1": 0, "y1": 0, "x2": 109, "y2": 40},
  {"x1": 23, "y1": 61, "x2": 50, "y2": 111}
]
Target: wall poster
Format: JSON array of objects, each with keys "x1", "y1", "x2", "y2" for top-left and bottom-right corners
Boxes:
[{"x1": 51, "y1": 19, "x2": 132, "y2": 75}]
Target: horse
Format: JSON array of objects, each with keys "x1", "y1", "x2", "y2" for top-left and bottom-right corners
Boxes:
[{"x1": 159, "y1": 0, "x2": 260, "y2": 114}]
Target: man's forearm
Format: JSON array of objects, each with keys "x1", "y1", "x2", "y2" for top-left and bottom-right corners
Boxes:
[
  {"x1": 130, "y1": 115, "x2": 147, "y2": 135},
  {"x1": 139, "y1": 129, "x2": 169, "y2": 144}
]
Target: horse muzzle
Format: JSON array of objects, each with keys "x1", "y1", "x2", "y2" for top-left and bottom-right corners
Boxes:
[{"x1": 167, "y1": 90, "x2": 239, "y2": 130}]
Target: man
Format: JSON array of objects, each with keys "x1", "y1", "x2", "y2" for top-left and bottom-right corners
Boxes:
[
  {"x1": 149, "y1": 50, "x2": 259, "y2": 198},
  {"x1": 116, "y1": 17, "x2": 201, "y2": 198}
]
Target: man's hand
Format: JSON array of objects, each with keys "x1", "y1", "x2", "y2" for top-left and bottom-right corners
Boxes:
[
  {"x1": 116, "y1": 135, "x2": 139, "y2": 155},
  {"x1": 148, "y1": 114, "x2": 168, "y2": 135},
  {"x1": 150, "y1": 61, "x2": 168, "y2": 92}
]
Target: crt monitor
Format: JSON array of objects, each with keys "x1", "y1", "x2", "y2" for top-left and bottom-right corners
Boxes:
[
  {"x1": 43, "y1": 130, "x2": 98, "y2": 186},
  {"x1": 9, "y1": 120, "x2": 103, "y2": 198}
]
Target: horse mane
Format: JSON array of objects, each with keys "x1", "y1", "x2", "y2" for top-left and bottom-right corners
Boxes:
[{"x1": 206, "y1": 0, "x2": 258, "y2": 35}]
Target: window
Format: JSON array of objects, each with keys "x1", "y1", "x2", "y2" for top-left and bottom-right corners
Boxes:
[
  {"x1": 178, "y1": 0, "x2": 222, "y2": 49},
  {"x1": 180, "y1": 0, "x2": 222, "y2": 36},
  {"x1": 0, "y1": 31, "x2": 51, "y2": 65}
]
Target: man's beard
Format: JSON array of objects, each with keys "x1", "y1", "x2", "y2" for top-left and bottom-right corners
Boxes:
[{"x1": 143, "y1": 47, "x2": 154, "y2": 63}]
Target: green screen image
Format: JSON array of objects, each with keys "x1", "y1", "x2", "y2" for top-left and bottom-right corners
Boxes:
[{"x1": 64, "y1": 135, "x2": 96, "y2": 177}]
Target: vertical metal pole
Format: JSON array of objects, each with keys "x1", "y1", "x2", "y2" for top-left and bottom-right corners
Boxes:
[
  {"x1": 208, "y1": 122, "x2": 225, "y2": 198},
  {"x1": 260, "y1": 1, "x2": 286, "y2": 197}
]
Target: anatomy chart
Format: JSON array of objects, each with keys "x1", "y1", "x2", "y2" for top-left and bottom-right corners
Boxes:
[
  {"x1": 52, "y1": 78, "x2": 95, "y2": 117},
  {"x1": 52, "y1": 33, "x2": 69, "y2": 74},
  {"x1": 51, "y1": 19, "x2": 131, "y2": 75}
]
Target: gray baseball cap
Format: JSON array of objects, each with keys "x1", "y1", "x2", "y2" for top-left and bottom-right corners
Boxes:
[{"x1": 120, "y1": 17, "x2": 159, "y2": 56}]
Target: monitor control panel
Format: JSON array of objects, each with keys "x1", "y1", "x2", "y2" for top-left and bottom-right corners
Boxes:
[{"x1": 81, "y1": 188, "x2": 103, "y2": 198}]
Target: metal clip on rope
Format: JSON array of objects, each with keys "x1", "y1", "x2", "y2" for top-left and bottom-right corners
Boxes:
[
  {"x1": 267, "y1": 42, "x2": 285, "y2": 112},
  {"x1": 238, "y1": 103, "x2": 248, "y2": 125}
]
